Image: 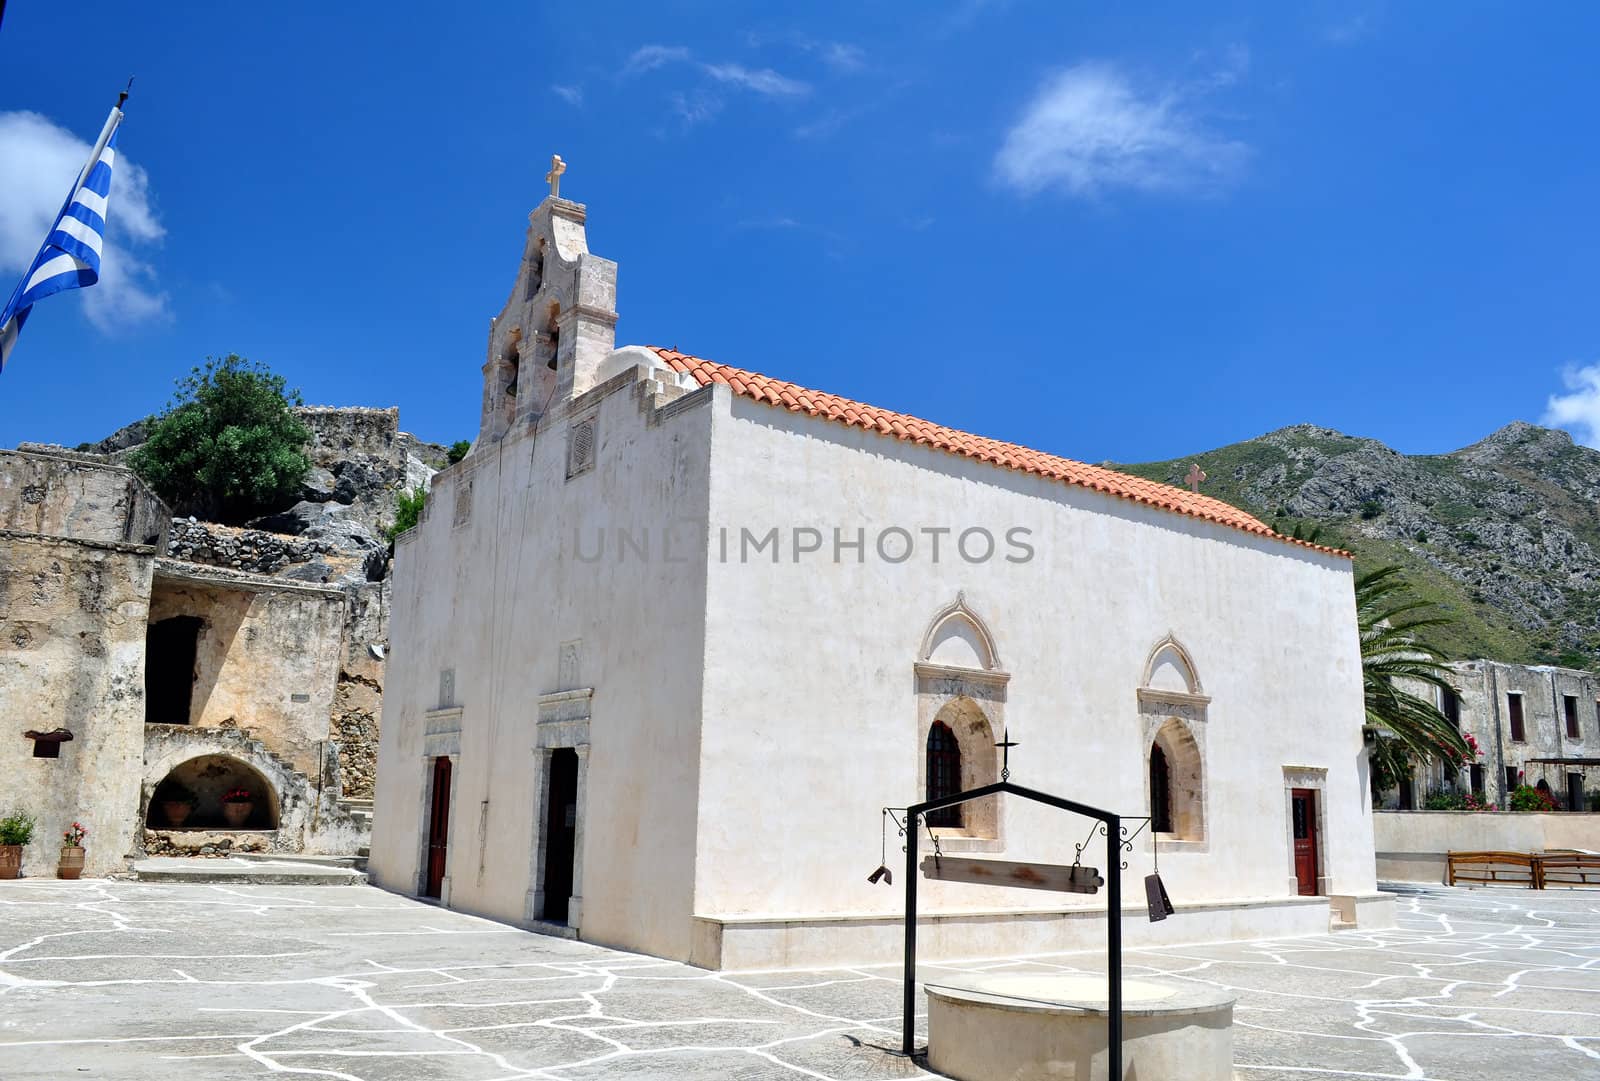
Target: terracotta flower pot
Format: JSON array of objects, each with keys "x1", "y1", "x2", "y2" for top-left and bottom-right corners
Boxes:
[
  {"x1": 57, "y1": 846, "x2": 85, "y2": 880},
  {"x1": 161, "y1": 801, "x2": 194, "y2": 827},
  {"x1": 0, "y1": 844, "x2": 21, "y2": 880},
  {"x1": 222, "y1": 801, "x2": 253, "y2": 827}
]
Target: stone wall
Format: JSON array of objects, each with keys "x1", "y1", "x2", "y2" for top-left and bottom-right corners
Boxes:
[
  {"x1": 167, "y1": 516, "x2": 383, "y2": 584},
  {"x1": 1374, "y1": 809, "x2": 1600, "y2": 881},
  {"x1": 0, "y1": 449, "x2": 167, "y2": 548},
  {"x1": 142, "y1": 723, "x2": 366, "y2": 857},
  {"x1": 147, "y1": 563, "x2": 346, "y2": 778},
  {"x1": 0, "y1": 532, "x2": 155, "y2": 876}
]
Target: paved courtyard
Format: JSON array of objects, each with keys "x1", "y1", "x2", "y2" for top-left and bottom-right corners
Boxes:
[{"x1": 1, "y1": 881, "x2": 1596, "y2": 1080}]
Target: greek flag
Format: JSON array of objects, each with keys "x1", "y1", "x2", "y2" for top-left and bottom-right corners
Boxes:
[{"x1": 0, "y1": 107, "x2": 125, "y2": 374}]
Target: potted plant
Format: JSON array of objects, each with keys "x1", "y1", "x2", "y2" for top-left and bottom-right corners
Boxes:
[
  {"x1": 58, "y1": 821, "x2": 87, "y2": 880},
  {"x1": 221, "y1": 788, "x2": 254, "y2": 827},
  {"x1": 156, "y1": 781, "x2": 197, "y2": 827},
  {"x1": 0, "y1": 810, "x2": 37, "y2": 879}
]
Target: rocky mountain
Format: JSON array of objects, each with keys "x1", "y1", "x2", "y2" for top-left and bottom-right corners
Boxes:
[{"x1": 1115, "y1": 422, "x2": 1600, "y2": 667}]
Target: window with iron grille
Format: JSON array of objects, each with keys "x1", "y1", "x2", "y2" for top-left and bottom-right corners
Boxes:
[{"x1": 925, "y1": 721, "x2": 962, "y2": 828}]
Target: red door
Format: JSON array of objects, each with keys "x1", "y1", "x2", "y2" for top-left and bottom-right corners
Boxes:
[
  {"x1": 424, "y1": 756, "x2": 452, "y2": 898},
  {"x1": 1291, "y1": 788, "x2": 1319, "y2": 896}
]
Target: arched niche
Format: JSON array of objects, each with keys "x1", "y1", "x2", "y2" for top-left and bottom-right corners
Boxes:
[
  {"x1": 914, "y1": 594, "x2": 1008, "y2": 848},
  {"x1": 146, "y1": 754, "x2": 281, "y2": 830}
]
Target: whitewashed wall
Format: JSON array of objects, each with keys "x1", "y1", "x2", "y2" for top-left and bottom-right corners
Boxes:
[
  {"x1": 1374, "y1": 809, "x2": 1600, "y2": 881},
  {"x1": 371, "y1": 371, "x2": 712, "y2": 960},
  {"x1": 690, "y1": 387, "x2": 1380, "y2": 964}
]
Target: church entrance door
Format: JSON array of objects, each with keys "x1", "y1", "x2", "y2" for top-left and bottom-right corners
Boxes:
[
  {"x1": 542, "y1": 748, "x2": 579, "y2": 923},
  {"x1": 425, "y1": 756, "x2": 451, "y2": 899},
  {"x1": 1291, "y1": 788, "x2": 1319, "y2": 896}
]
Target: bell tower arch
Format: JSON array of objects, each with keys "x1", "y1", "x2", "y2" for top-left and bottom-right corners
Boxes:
[{"x1": 477, "y1": 161, "x2": 619, "y2": 446}]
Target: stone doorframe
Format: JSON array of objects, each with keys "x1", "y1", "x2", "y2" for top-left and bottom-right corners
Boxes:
[
  {"x1": 1281, "y1": 765, "x2": 1331, "y2": 896},
  {"x1": 527, "y1": 688, "x2": 592, "y2": 929},
  {"x1": 418, "y1": 706, "x2": 463, "y2": 903}
]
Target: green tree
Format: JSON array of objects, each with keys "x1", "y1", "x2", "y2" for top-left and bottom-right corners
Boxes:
[
  {"x1": 447, "y1": 440, "x2": 471, "y2": 464},
  {"x1": 388, "y1": 486, "x2": 427, "y2": 541},
  {"x1": 130, "y1": 355, "x2": 312, "y2": 524},
  {"x1": 1358, "y1": 565, "x2": 1472, "y2": 786}
]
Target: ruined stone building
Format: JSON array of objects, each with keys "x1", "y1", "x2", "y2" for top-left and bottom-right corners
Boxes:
[
  {"x1": 371, "y1": 189, "x2": 1391, "y2": 969},
  {"x1": 1, "y1": 407, "x2": 443, "y2": 875},
  {"x1": 1384, "y1": 660, "x2": 1600, "y2": 811}
]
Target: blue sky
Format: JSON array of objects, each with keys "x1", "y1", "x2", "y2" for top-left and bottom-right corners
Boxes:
[{"x1": 2, "y1": 2, "x2": 1599, "y2": 462}]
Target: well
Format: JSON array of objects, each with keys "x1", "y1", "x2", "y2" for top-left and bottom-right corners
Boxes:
[{"x1": 926, "y1": 974, "x2": 1235, "y2": 1081}]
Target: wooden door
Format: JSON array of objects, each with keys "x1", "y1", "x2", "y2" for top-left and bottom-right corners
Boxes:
[
  {"x1": 424, "y1": 756, "x2": 451, "y2": 899},
  {"x1": 1291, "y1": 788, "x2": 1319, "y2": 896},
  {"x1": 542, "y1": 749, "x2": 579, "y2": 923}
]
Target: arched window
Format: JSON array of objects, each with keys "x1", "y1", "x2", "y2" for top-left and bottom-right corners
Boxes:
[
  {"x1": 1149, "y1": 718, "x2": 1205, "y2": 841},
  {"x1": 1150, "y1": 744, "x2": 1172, "y2": 833},
  {"x1": 926, "y1": 721, "x2": 962, "y2": 828}
]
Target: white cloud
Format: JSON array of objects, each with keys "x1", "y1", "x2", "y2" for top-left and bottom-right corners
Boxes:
[
  {"x1": 993, "y1": 62, "x2": 1248, "y2": 198},
  {"x1": 701, "y1": 62, "x2": 809, "y2": 98},
  {"x1": 552, "y1": 84, "x2": 583, "y2": 107},
  {"x1": 0, "y1": 110, "x2": 168, "y2": 332},
  {"x1": 1543, "y1": 364, "x2": 1600, "y2": 447},
  {"x1": 819, "y1": 42, "x2": 867, "y2": 73},
  {"x1": 623, "y1": 45, "x2": 810, "y2": 124},
  {"x1": 624, "y1": 44, "x2": 691, "y2": 77},
  {"x1": 669, "y1": 91, "x2": 723, "y2": 130}
]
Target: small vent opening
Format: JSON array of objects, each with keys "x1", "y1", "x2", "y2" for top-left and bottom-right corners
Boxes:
[{"x1": 567, "y1": 418, "x2": 597, "y2": 478}]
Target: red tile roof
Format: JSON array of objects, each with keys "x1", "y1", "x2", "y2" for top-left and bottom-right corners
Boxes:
[{"x1": 652, "y1": 347, "x2": 1348, "y2": 557}]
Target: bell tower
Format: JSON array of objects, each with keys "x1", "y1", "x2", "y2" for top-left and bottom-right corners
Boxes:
[{"x1": 478, "y1": 157, "x2": 619, "y2": 445}]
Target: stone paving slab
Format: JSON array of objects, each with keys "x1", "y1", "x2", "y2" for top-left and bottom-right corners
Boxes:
[{"x1": 1, "y1": 879, "x2": 1596, "y2": 1079}]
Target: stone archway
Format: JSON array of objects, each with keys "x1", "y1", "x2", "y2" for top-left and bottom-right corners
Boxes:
[{"x1": 146, "y1": 754, "x2": 281, "y2": 830}]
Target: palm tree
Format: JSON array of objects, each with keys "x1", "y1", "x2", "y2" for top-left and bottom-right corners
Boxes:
[{"x1": 1356, "y1": 565, "x2": 1472, "y2": 783}]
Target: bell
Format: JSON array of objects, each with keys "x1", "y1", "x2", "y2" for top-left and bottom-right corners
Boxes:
[
  {"x1": 1145, "y1": 873, "x2": 1174, "y2": 922},
  {"x1": 867, "y1": 865, "x2": 893, "y2": 886}
]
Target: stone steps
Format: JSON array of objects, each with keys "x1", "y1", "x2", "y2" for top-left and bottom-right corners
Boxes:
[{"x1": 132, "y1": 856, "x2": 368, "y2": 885}]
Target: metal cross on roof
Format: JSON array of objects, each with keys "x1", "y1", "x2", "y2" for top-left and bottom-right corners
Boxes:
[
  {"x1": 1185, "y1": 462, "x2": 1207, "y2": 493},
  {"x1": 996, "y1": 729, "x2": 1019, "y2": 781}
]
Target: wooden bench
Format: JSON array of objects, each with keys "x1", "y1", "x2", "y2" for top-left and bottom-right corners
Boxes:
[
  {"x1": 1445, "y1": 851, "x2": 1539, "y2": 888},
  {"x1": 1536, "y1": 852, "x2": 1600, "y2": 889}
]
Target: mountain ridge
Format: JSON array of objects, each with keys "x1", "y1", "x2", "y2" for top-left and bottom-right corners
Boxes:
[{"x1": 1115, "y1": 421, "x2": 1600, "y2": 667}]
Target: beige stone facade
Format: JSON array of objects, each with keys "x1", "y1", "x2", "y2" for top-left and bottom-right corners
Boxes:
[
  {"x1": 0, "y1": 450, "x2": 366, "y2": 875},
  {"x1": 1386, "y1": 659, "x2": 1600, "y2": 812}
]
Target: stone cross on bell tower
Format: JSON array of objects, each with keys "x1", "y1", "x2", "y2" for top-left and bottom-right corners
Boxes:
[{"x1": 476, "y1": 156, "x2": 619, "y2": 446}]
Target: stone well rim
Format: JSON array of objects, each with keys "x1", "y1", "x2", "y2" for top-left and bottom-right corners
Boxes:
[{"x1": 926, "y1": 974, "x2": 1236, "y2": 1019}]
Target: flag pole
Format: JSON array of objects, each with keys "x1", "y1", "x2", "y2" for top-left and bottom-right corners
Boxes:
[{"x1": 73, "y1": 81, "x2": 132, "y2": 195}]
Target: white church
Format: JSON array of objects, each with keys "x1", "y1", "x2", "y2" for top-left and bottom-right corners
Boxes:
[{"x1": 369, "y1": 183, "x2": 1393, "y2": 968}]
